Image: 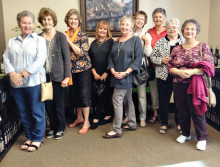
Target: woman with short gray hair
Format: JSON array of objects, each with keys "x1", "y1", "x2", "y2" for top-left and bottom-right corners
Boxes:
[
  {"x1": 150, "y1": 18, "x2": 184, "y2": 134},
  {"x1": 167, "y1": 19, "x2": 214, "y2": 151},
  {"x1": 3, "y1": 10, "x2": 47, "y2": 152},
  {"x1": 103, "y1": 15, "x2": 142, "y2": 138},
  {"x1": 147, "y1": 8, "x2": 167, "y2": 124}
]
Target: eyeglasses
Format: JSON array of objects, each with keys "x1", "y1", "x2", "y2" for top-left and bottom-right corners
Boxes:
[
  {"x1": 167, "y1": 26, "x2": 178, "y2": 31},
  {"x1": 136, "y1": 18, "x2": 145, "y2": 21}
]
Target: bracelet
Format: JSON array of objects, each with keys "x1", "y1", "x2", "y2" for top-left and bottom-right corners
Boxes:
[{"x1": 126, "y1": 72, "x2": 129, "y2": 76}]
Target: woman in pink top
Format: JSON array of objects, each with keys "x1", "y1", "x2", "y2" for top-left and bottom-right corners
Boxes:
[
  {"x1": 147, "y1": 8, "x2": 166, "y2": 123},
  {"x1": 167, "y1": 19, "x2": 213, "y2": 151}
]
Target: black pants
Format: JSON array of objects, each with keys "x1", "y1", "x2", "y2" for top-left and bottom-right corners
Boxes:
[
  {"x1": 72, "y1": 68, "x2": 91, "y2": 107},
  {"x1": 157, "y1": 75, "x2": 179, "y2": 126},
  {"x1": 173, "y1": 83, "x2": 207, "y2": 140},
  {"x1": 92, "y1": 82, "x2": 114, "y2": 119},
  {"x1": 45, "y1": 80, "x2": 65, "y2": 132}
]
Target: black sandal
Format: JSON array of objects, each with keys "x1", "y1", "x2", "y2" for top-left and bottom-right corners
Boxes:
[
  {"x1": 27, "y1": 142, "x2": 43, "y2": 152},
  {"x1": 159, "y1": 125, "x2": 167, "y2": 135},
  {"x1": 21, "y1": 142, "x2": 31, "y2": 150},
  {"x1": 122, "y1": 123, "x2": 136, "y2": 131},
  {"x1": 103, "y1": 132, "x2": 121, "y2": 139},
  {"x1": 149, "y1": 115, "x2": 158, "y2": 124}
]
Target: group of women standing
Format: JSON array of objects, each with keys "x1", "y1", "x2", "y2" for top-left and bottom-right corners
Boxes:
[{"x1": 3, "y1": 6, "x2": 214, "y2": 152}]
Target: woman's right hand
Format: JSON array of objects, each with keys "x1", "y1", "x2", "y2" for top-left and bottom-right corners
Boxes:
[
  {"x1": 93, "y1": 73, "x2": 101, "y2": 80},
  {"x1": 10, "y1": 73, "x2": 23, "y2": 86},
  {"x1": 141, "y1": 34, "x2": 150, "y2": 46}
]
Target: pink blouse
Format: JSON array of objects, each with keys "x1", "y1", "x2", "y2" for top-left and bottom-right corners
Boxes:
[{"x1": 167, "y1": 42, "x2": 214, "y2": 83}]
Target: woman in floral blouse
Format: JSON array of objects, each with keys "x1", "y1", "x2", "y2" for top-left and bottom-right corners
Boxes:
[
  {"x1": 64, "y1": 9, "x2": 91, "y2": 134},
  {"x1": 167, "y1": 19, "x2": 214, "y2": 151}
]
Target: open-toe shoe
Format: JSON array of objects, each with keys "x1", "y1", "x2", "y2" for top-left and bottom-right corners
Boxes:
[
  {"x1": 122, "y1": 123, "x2": 136, "y2": 131},
  {"x1": 159, "y1": 125, "x2": 167, "y2": 135},
  {"x1": 27, "y1": 142, "x2": 43, "y2": 152},
  {"x1": 21, "y1": 141, "x2": 31, "y2": 150},
  {"x1": 68, "y1": 120, "x2": 84, "y2": 128},
  {"x1": 149, "y1": 115, "x2": 158, "y2": 124},
  {"x1": 103, "y1": 131, "x2": 121, "y2": 139}
]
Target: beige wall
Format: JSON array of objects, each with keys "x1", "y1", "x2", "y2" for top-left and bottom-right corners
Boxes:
[
  {"x1": 208, "y1": 0, "x2": 220, "y2": 49},
  {"x1": 140, "y1": 0, "x2": 210, "y2": 43},
  {"x1": 0, "y1": 0, "x2": 213, "y2": 50},
  {"x1": 0, "y1": 0, "x2": 5, "y2": 60}
]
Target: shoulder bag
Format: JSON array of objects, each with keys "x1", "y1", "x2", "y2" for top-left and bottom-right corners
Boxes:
[
  {"x1": 132, "y1": 36, "x2": 149, "y2": 86},
  {"x1": 200, "y1": 43, "x2": 216, "y2": 108},
  {"x1": 39, "y1": 72, "x2": 53, "y2": 102}
]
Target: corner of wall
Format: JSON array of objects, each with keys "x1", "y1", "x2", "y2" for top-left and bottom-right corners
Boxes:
[{"x1": 0, "y1": 0, "x2": 6, "y2": 60}]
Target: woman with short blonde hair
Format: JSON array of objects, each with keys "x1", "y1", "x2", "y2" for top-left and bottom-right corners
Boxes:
[{"x1": 103, "y1": 15, "x2": 142, "y2": 138}]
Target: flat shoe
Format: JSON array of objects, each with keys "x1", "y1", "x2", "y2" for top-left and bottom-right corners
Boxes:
[
  {"x1": 68, "y1": 121, "x2": 84, "y2": 128},
  {"x1": 159, "y1": 126, "x2": 167, "y2": 135},
  {"x1": 140, "y1": 121, "x2": 146, "y2": 127},
  {"x1": 21, "y1": 141, "x2": 31, "y2": 150},
  {"x1": 27, "y1": 142, "x2": 43, "y2": 152},
  {"x1": 122, "y1": 123, "x2": 136, "y2": 131},
  {"x1": 99, "y1": 118, "x2": 112, "y2": 125},
  {"x1": 78, "y1": 126, "x2": 90, "y2": 134},
  {"x1": 149, "y1": 116, "x2": 158, "y2": 124},
  {"x1": 103, "y1": 132, "x2": 121, "y2": 139},
  {"x1": 90, "y1": 122, "x2": 99, "y2": 130}
]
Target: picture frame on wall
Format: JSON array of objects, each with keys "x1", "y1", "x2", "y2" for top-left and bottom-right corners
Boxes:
[{"x1": 80, "y1": 0, "x2": 139, "y2": 37}]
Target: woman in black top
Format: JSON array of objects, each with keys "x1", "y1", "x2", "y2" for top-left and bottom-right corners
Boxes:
[{"x1": 89, "y1": 20, "x2": 114, "y2": 129}]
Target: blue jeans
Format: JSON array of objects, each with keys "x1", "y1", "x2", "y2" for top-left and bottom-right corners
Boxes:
[{"x1": 12, "y1": 85, "x2": 45, "y2": 142}]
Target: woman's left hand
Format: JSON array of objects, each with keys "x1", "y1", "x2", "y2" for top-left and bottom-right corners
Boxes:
[
  {"x1": 63, "y1": 32, "x2": 71, "y2": 44},
  {"x1": 61, "y1": 77, "x2": 70, "y2": 87},
  {"x1": 115, "y1": 72, "x2": 126, "y2": 79}
]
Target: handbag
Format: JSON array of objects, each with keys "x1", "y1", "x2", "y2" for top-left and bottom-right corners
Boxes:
[
  {"x1": 146, "y1": 65, "x2": 155, "y2": 81},
  {"x1": 92, "y1": 81, "x2": 106, "y2": 98},
  {"x1": 132, "y1": 37, "x2": 149, "y2": 86},
  {"x1": 200, "y1": 43, "x2": 216, "y2": 108},
  {"x1": 39, "y1": 72, "x2": 53, "y2": 101}
]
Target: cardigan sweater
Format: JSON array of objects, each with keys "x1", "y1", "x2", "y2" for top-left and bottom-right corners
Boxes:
[
  {"x1": 108, "y1": 36, "x2": 142, "y2": 89},
  {"x1": 39, "y1": 31, "x2": 71, "y2": 82}
]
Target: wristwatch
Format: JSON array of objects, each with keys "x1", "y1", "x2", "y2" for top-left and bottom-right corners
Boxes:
[{"x1": 21, "y1": 72, "x2": 25, "y2": 78}]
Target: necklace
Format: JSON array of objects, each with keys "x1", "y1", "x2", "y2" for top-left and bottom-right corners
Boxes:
[
  {"x1": 43, "y1": 30, "x2": 55, "y2": 72},
  {"x1": 117, "y1": 40, "x2": 125, "y2": 57},
  {"x1": 96, "y1": 38, "x2": 107, "y2": 47}
]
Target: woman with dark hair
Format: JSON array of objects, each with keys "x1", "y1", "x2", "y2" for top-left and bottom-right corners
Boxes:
[
  {"x1": 89, "y1": 20, "x2": 114, "y2": 129},
  {"x1": 64, "y1": 9, "x2": 91, "y2": 134},
  {"x1": 38, "y1": 7, "x2": 71, "y2": 140},
  {"x1": 3, "y1": 10, "x2": 47, "y2": 151},
  {"x1": 167, "y1": 19, "x2": 214, "y2": 150},
  {"x1": 147, "y1": 7, "x2": 167, "y2": 124}
]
